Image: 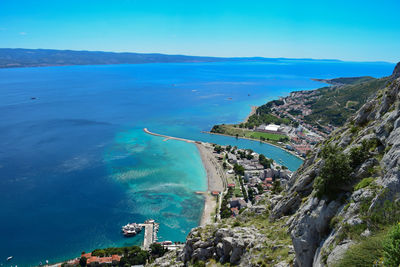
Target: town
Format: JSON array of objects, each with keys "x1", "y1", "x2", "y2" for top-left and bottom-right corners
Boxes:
[
  {"x1": 209, "y1": 144, "x2": 292, "y2": 219},
  {"x1": 211, "y1": 88, "x2": 337, "y2": 158}
]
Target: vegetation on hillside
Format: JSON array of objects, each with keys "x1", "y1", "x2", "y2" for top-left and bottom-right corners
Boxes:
[
  {"x1": 313, "y1": 76, "x2": 375, "y2": 85},
  {"x1": 304, "y1": 77, "x2": 389, "y2": 126}
]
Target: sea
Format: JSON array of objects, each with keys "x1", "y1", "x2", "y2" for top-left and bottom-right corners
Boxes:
[{"x1": 0, "y1": 60, "x2": 394, "y2": 266}]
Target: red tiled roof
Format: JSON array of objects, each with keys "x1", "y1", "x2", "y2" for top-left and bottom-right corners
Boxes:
[
  {"x1": 84, "y1": 254, "x2": 122, "y2": 264},
  {"x1": 112, "y1": 255, "x2": 122, "y2": 261}
]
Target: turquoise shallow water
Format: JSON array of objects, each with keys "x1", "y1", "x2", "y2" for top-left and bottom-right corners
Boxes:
[{"x1": 0, "y1": 60, "x2": 395, "y2": 266}]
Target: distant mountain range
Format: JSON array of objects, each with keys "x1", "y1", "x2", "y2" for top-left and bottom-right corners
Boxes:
[{"x1": 0, "y1": 48, "x2": 341, "y2": 68}]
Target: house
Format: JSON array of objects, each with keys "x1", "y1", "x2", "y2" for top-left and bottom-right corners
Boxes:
[
  {"x1": 230, "y1": 198, "x2": 247, "y2": 209},
  {"x1": 80, "y1": 252, "x2": 122, "y2": 265},
  {"x1": 211, "y1": 191, "x2": 220, "y2": 196},
  {"x1": 227, "y1": 153, "x2": 238, "y2": 164}
]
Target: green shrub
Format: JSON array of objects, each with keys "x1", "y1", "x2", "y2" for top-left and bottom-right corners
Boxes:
[
  {"x1": 354, "y1": 177, "x2": 374, "y2": 191},
  {"x1": 233, "y1": 221, "x2": 241, "y2": 227},
  {"x1": 349, "y1": 140, "x2": 371, "y2": 168},
  {"x1": 192, "y1": 260, "x2": 206, "y2": 267},
  {"x1": 314, "y1": 145, "x2": 352, "y2": 200},
  {"x1": 334, "y1": 233, "x2": 384, "y2": 267},
  {"x1": 329, "y1": 215, "x2": 342, "y2": 230},
  {"x1": 350, "y1": 126, "x2": 359, "y2": 134},
  {"x1": 383, "y1": 223, "x2": 400, "y2": 266}
]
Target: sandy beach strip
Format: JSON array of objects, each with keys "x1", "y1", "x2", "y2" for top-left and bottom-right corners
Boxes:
[
  {"x1": 243, "y1": 105, "x2": 258, "y2": 123},
  {"x1": 196, "y1": 143, "x2": 225, "y2": 225}
]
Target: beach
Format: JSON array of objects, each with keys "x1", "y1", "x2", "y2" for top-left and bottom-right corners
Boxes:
[
  {"x1": 196, "y1": 143, "x2": 226, "y2": 226},
  {"x1": 243, "y1": 105, "x2": 258, "y2": 123}
]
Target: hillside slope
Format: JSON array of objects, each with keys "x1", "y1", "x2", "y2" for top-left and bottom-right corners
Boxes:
[
  {"x1": 304, "y1": 76, "x2": 390, "y2": 126},
  {"x1": 271, "y1": 64, "x2": 400, "y2": 266}
]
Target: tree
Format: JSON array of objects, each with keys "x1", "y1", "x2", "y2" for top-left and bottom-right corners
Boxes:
[
  {"x1": 248, "y1": 187, "x2": 255, "y2": 203},
  {"x1": 259, "y1": 154, "x2": 272, "y2": 169},
  {"x1": 272, "y1": 179, "x2": 282, "y2": 194},
  {"x1": 150, "y1": 243, "x2": 167, "y2": 257},
  {"x1": 79, "y1": 257, "x2": 87, "y2": 267},
  {"x1": 314, "y1": 145, "x2": 352, "y2": 200},
  {"x1": 233, "y1": 164, "x2": 245, "y2": 176},
  {"x1": 256, "y1": 183, "x2": 264, "y2": 193},
  {"x1": 222, "y1": 162, "x2": 227, "y2": 169},
  {"x1": 349, "y1": 139, "x2": 373, "y2": 168},
  {"x1": 214, "y1": 145, "x2": 223, "y2": 153}
]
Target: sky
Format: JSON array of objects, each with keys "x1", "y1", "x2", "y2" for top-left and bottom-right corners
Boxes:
[{"x1": 0, "y1": 0, "x2": 399, "y2": 62}]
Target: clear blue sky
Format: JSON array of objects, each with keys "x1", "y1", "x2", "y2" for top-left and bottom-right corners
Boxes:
[{"x1": 0, "y1": 0, "x2": 399, "y2": 62}]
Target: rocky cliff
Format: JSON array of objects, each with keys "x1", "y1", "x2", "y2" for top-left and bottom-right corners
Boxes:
[
  {"x1": 148, "y1": 196, "x2": 296, "y2": 267},
  {"x1": 271, "y1": 73, "x2": 400, "y2": 266}
]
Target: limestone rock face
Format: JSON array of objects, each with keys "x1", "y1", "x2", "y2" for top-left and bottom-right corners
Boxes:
[
  {"x1": 392, "y1": 62, "x2": 400, "y2": 79},
  {"x1": 177, "y1": 224, "x2": 265, "y2": 265},
  {"x1": 271, "y1": 78, "x2": 400, "y2": 266}
]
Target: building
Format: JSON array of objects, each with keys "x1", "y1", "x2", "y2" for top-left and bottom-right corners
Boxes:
[
  {"x1": 80, "y1": 253, "x2": 122, "y2": 265},
  {"x1": 256, "y1": 123, "x2": 283, "y2": 134},
  {"x1": 227, "y1": 153, "x2": 238, "y2": 164},
  {"x1": 230, "y1": 198, "x2": 248, "y2": 209}
]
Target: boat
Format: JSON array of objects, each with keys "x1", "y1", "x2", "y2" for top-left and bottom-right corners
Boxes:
[
  {"x1": 121, "y1": 222, "x2": 143, "y2": 237},
  {"x1": 7, "y1": 256, "x2": 13, "y2": 261}
]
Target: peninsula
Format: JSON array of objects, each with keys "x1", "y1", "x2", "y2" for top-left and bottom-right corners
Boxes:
[{"x1": 209, "y1": 73, "x2": 392, "y2": 158}]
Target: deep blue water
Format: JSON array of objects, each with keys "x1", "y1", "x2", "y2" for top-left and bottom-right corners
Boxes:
[{"x1": 0, "y1": 60, "x2": 394, "y2": 266}]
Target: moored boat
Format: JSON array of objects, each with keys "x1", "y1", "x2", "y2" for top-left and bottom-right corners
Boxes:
[{"x1": 121, "y1": 223, "x2": 143, "y2": 237}]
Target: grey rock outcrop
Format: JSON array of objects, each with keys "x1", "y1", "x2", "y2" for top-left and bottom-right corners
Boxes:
[
  {"x1": 271, "y1": 77, "x2": 400, "y2": 266},
  {"x1": 178, "y1": 225, "x2": 265, "y2": 265}
]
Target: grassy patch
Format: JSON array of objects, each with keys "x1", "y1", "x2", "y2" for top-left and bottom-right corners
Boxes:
[
  {"x1": 334, "y1": 232, "x2": 385, "y2": 267},
  {"x1": 211, "y1": 124, "x2": 288, "y2": 142},
  {"x1": 354, "y1": 177, "x2": 374, "y2": 191}
]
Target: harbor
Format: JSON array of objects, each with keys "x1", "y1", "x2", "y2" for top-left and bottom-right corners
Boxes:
[{"x1": 122, "y1": 219, "x2": 159, "y2": 250}]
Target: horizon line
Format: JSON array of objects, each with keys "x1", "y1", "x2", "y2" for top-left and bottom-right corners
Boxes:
[{"x1": 0, "y1": 47, "x2": 397, "y2": 64}]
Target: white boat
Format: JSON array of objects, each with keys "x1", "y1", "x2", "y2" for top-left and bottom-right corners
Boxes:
[
  {"x1": 121, "y1": 222, "x2": 143, "y2": 237},
  {"x1": 7, "y1": 256, "x2": 13, "y2": 261}
]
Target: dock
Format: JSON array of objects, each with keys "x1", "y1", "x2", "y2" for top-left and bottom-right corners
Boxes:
[
  {"x1": 138, "y1": 220, "x2": 159, "y2": 250},
  {"x1": 143, "y1": 128, "x2": 195, "y2": 143}
]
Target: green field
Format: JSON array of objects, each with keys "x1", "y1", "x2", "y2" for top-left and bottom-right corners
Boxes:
[
  {"x1": 247, "y1": 131, "x2": 286, "y2": 141},
  {"x1": 211, "y1": 124, "x2": 288, "y2": 143}
]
